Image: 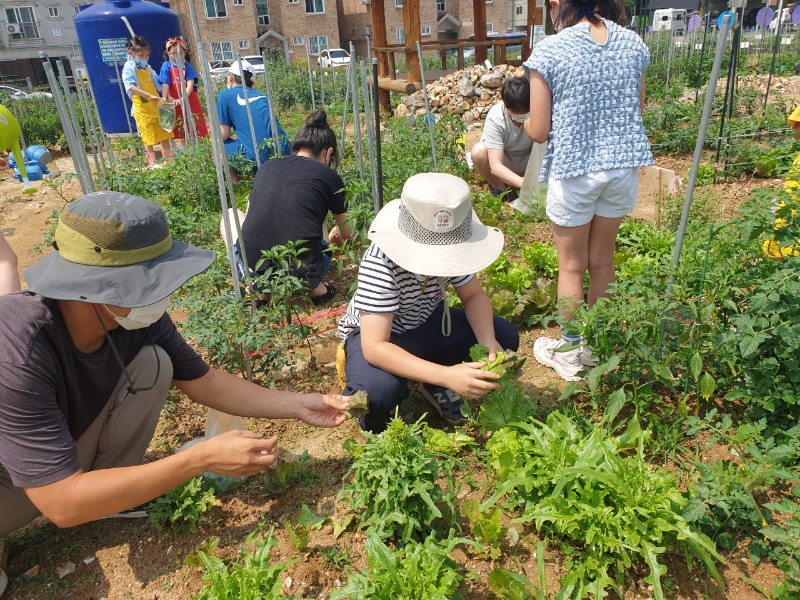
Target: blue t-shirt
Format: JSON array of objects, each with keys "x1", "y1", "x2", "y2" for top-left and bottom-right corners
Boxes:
[
  {"x1": 157, "y1": 61, "x2": 199, "y2": 87},
  {"x1": 216, "y1": 86, "x2": 291, "y2": 163}
]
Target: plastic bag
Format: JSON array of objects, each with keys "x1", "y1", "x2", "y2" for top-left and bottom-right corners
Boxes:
[
  {"x1": 511, "y1": 142, "x2": 548, "y2": 220},
  {"x1": 158, "y1": 101, "x2": 177, "y2": 133},
  {"x1": 179, "y1": 409, "x2": 248, "y2": 493}
]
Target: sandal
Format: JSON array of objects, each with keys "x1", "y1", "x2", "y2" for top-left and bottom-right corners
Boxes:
[{"x1": 310, "y1": 283, "x2": 336, "y2": 306}]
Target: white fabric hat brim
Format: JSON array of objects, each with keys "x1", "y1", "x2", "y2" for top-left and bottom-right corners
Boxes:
[{"x1": 368, "y1": 199, "x2": 504, "y2": 277}]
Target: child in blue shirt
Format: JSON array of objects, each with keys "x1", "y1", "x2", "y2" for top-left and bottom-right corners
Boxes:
[
  {"x1": 524, "y1": 0, "x2": 652, "y2": 381},
  {"x1": 158, "y1": 37, "x2": 208, "y2": 144}
]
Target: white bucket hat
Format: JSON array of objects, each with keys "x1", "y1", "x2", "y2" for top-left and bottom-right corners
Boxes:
[{"x1": 368, "y1": 172, "x2": 504, "y2": 277}]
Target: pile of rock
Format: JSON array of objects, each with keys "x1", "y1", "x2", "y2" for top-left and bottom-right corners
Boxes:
[{"x1": 395, "y1": 64, "x2": 526, "y2": 129}]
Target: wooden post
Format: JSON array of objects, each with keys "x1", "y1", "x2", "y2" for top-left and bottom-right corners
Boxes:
[
  {"x1": 472, "y1": 0, "x2": 488, "y2": 63},
  {"x1": 372, "y1": 0, "x2": 391, "y2": 112},
  {"x1": 402, "y1": 0, "x2": 421, "y2": 83}
]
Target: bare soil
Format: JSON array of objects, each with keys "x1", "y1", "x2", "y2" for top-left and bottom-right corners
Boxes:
[{"x1": 0, "y1": 151, "x2": 787, "y2": 599}]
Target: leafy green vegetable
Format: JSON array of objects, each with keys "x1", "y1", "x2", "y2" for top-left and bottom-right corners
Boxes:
[
  {"x1": 478, "y1": 384, "x2": 539, "y2": 432},
  {"x1": 469, "y1": 344, "x2": 527, "y2": 382},
  {"x1": 337, "y1": 416, "x2": 458, "y2": 542},
  {"x1": 147, "y1": 476, "x2": 219, "y2": 532},
  {"x1": 187, "y1": 528, "x2": 302, "y2": 599},
  {"x1": 329, "y1": 531, "x2": 467, "y2": 600},
  {"x1": 484, "y1": 412, "x2": 724, "y2": 600},
  {"x1": 459, "y1": 498, "x2": 505, "y2": 558}
]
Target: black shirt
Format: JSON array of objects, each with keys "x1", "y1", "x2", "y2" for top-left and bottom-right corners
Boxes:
[{"x1": 243, "y1": 154, "x2": 346, "y2": 290}]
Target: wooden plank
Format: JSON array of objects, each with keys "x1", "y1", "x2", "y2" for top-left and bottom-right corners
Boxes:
[{"x1": 377, "y1": 77, "x2": 422, "y2": 94}]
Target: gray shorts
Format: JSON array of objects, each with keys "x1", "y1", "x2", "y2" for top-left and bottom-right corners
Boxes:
[{"x1": 546, "y1": 167, "x2": 639, "y2": 227}]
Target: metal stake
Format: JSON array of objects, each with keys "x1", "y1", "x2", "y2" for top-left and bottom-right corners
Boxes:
[{"x1": 416, "y1": 41, "x2": 438, "y2": 171}]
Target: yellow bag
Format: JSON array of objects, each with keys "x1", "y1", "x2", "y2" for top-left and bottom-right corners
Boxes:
[{"x1": 336, "y1": 342, "x2": 347, "y2": 389}]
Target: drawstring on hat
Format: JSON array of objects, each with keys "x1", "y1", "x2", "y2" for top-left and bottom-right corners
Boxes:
[{"x1": 438, "y1": 277, "x2": 452, "y2": 337}]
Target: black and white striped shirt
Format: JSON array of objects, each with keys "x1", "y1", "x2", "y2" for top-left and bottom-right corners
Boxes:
[{"x1": 338, "y1": 243, "x2": 473, "y2": 341}]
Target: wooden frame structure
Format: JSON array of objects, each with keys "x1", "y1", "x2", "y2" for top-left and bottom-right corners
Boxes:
[{"x1": 370, "y1": 0, "x2": 545, "y2": 111}]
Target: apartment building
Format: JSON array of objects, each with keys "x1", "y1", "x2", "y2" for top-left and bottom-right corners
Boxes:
[
  {"x1": 168, "y1": 0, "x2": 341, "y2": 64},
  {"x1": 0, "y1": 0, "x2": 93, "y2": 85}
]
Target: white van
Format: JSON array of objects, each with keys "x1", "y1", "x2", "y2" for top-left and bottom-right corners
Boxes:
[{"x1": 653, "y1": 8, "x2": 688, "y2": 35}]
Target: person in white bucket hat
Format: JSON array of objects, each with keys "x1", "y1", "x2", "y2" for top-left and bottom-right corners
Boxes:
[{"x1": 337, "y1": 173, "x2": 519, "y2": 432}]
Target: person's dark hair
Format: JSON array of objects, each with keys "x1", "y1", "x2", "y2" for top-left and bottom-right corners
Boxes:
[
  {"x1": 127, "y1": 35, "x2": 150, "y2": 53},
  {"x1": 501, "y1": 77, "x2": 530, "y2": 113},
  {"x1": 557, "y1": 0, "x2": 627, "y2": 28},
  {"x1": 292, "y1": 109, "x2": 339, "y2": 169},
  {"x1": 231, "y1": 72, "x2": 254, "y2": 88}
]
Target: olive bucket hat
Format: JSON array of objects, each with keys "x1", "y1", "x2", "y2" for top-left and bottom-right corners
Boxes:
[{"x1": 25, "y1": 191, "x2": 216, "y2": 307}]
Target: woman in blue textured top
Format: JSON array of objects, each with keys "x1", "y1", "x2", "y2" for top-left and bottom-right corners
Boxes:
[{"x1": 523, "y1": 0, "x2": 653, "y2": 381}]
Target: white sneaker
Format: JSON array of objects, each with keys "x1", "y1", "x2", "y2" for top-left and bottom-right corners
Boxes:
[
  {"x1": 533, "y1": 336, "x2": 584, "y2": 381},
  {"x1": 0, "y1": 567, "x2": 8, "y2": 597}
]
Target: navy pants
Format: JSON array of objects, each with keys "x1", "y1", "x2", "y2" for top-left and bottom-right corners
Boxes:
[{"x1": 342, "y1": 305, "x2": 519, "y2": 433}]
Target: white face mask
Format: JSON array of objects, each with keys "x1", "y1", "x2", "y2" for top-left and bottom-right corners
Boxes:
[
  {"x1": 105, "y1": 296, "x2": 170, "y2": 330},
  {"x1": 508, "y1": 111, "x2": 530, "y2": 124}
]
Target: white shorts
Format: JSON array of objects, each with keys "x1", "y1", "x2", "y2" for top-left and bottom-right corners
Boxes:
[{"x1": 546, "y1": 167, "x2": 639, "y2": 227}]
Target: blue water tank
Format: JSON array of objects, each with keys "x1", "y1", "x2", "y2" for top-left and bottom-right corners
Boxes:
[{"x1": 75, "y1": 0, "x2": 181, "y2": 134}]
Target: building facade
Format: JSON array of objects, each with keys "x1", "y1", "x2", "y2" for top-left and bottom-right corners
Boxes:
[{"x1": 0, "y1": 0, "x2": 94, "y2": 86}]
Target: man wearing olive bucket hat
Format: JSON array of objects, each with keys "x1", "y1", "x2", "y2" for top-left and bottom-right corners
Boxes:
[
  {"x1": 0, "y1": 192, "x2": 347, "y2": 565},
  {"x1": 337, "y1": 172, "x2": 520, "y2": 433}
]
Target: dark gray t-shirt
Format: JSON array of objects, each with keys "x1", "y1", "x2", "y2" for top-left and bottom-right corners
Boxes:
[{"x1": 0, "y1": 292, "x2": 209, "y2": 488}]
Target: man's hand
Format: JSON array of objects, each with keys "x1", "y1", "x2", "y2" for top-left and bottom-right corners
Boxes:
[
  {"x1": 296, "y1": 393, "x2": 348, "y2": 427},
  {"x1": 197, "y1": 430, "x2": 280, "y2": 476},
  {"x1": 444, "y1": 362, "x2": 501, "y2": 399}
]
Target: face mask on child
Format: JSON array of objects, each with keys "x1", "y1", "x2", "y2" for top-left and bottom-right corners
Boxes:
[
  {"x1": 134, "y1": 57, "x2": 149, "y2": 69},
  {"x1": 508, "y1": 111, "x2": 530, "y2": 124}
]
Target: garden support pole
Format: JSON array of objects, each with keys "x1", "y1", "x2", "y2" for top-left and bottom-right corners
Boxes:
[
  {"x1": 305, "y1": 42, "x2": 316, "y2": 111},
  {"x1": 111, "y1": 58, "x2": 135, "y2": 136},
  {"x1": 262, "y1": 52, "x2": 282, "y2": 158},
  {"x1": 695, "y1": 15, "x2": 711, "y2": 103},
  {"x1": 185, "y1": 0, "x2": 254, "y2": 394},
  {"x1": 764, "y1": 0, "x2": 785, "y2": 110},
  {"x1": 236, "y1": 55, "x2": 261, "y2": 170},
  {"x1": 351, "y1": 43, "x2": 365, "y2": 182},
  {"x1": 319, "y1": 62, "x2": 326, "y2": 108},
  {"x1": 360, "y1": 60, "x2": 380, "y2": 215},
  {"x1": 56, "y1": 60, "x2": 95, "y2": 192},
  {"x1": 663, "y1": 15, "x2": 731, "y2": 320},
  {"x1": 41, "y1": 57, "x2": 91, "y2": 193},
  {"x1": 340, "y1": 56, "x2": 352, "y2": 146},
  {"x1": 73, "y1": 69, "x2": 108, "y2": 188},
  {"x1": 372, "y1": 58, "x2": 384, "y2": 210},
  {"x1": 171, "y1": 51, "x2": 205, "y2": 212},
  {"x1": 175, "y1": 51, "x2": 199, "y2": 147},
  {"x1": 416, "y1": 41, "x2": 438, "y2": 172}
]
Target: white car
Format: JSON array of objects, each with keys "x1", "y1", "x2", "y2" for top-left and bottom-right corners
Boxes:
[
  {"x1": 317, "y1": 48, "x2": 350, "y2": 68},
  {"x1": 241, "y1": 55, "x2": 266, "y2": 74},
  {"x1": 208, "y1": 60, "x2": 232, "y2": 77},
  {"x1": 0, "y1": 84, "x2": 53, "y2": 100}
]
